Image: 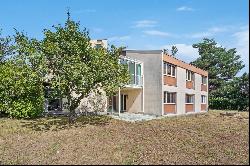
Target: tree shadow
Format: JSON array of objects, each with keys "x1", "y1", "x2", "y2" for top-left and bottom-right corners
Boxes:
[{"x1": 20, "y1": 115, "x2": 112, "y2": 132}]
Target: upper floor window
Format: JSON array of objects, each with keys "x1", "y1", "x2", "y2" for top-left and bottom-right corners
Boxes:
[
  {"x1": 186, "y1": 70, "x2": 194, "y2": 81},
  {"x1": 95, "y1": 44, "x2": 102, "y2": 49},
  {"x1": 164, "y1": 62, "x2": 176, "y2": 77},
  {"x1": 164, "y1": 92, "x2": 176, "y2": 104},
  {"x1": 202, "y1": 76, "x2": 207, "y2": 85},
  {"x1": 201, "y1": 95, "x2": 207, "y2": 104},
  {"x1": 186, "y1": 94, "x2": 194, "y2": 104}
]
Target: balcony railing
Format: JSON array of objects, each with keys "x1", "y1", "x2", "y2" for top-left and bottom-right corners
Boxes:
[{"x1": 128, "y1": 74, "x2": 143, "y2": 87}]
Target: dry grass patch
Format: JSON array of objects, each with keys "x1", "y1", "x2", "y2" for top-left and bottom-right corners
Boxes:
[{"x1": 0, "y1": 111, "x2": 249, "y2": 165}]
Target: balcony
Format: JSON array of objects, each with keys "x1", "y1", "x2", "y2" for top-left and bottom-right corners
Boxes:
[
  {"x1": 128, "y1": 74, "x2": 143, "y2": 87},
  {"x1": 120, "y1": 57, "x2": 143, "y2": 88}
]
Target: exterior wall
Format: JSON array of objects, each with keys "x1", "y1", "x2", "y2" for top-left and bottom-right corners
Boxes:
[
  {"x1": 164, "y1": 104, "x2": 176, "y2": 114},
  {"x1": 121, "y1": 89, "x2": 142, "y2": 113},
  {"x1": 163, "y1": 65, "x2": 209, "y2": 115},
  {"x1": 186, "y1": 104, "x2": 194, "y2": 112},
  {"x1": 201, "y1": 84, "x2": 207, "y2": 92},
  {"x1": 164, "y1": 75, "x2": 177, "y2": 86},
  {"x1": 186, "y1": 81, "x2": 194, "y2": 89},
  {"x1": 125, "y1": 50, "x2": 163, "y2": 116}
]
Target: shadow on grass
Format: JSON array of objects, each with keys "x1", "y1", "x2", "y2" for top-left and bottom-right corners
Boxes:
[{"x1": 20, "y1": 115, "x2": 112, "y2": 132}]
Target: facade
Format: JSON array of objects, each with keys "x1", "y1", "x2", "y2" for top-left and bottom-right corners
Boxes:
[{"x1": 108, "y1": 50, "x2": 208, "y2": 116}]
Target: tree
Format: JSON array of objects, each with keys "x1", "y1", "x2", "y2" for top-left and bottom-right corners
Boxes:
[
  {"x1": 16, "y1": 15, "x2": 130, "y2": 122},
  {"x1": 191, "y1": 38, "x2": 246, "y2": 110},
  {"x1": 191, "y1": 38, "x2": 244, "y2": 93},
  {"x1": 0, "y1": 30, "x2": 15, "y2": 63},
  {"x1": 171, "y1": 45, "x2": 178, "y2": 56}
]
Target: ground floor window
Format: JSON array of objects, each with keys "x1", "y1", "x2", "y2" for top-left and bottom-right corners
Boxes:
[
  {"x1": 201, "y1": 95, "x2": 207, "y2": 104},
  {"x1": 186, "y1": 94, "x2": 195, "y2": 104},
  {"x1": 164, "y1": 92, "x2": 176, "y2": 104}
]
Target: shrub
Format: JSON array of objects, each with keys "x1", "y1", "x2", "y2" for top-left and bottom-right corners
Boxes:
[{"x1": 0, "y1": 62, "x2": 45, "y2": 118}]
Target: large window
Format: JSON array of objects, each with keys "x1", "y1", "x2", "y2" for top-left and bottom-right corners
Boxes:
[
  {"x1": 202, "y1": 76, "x2": 207, "y2": 85},
  {"x1": 164, "y1": 92, "x2": 176, "y2": 104},
  {"x1": 186, "y1": 70, "x2": 194, "y2": 81},
  {"x1": 129, "y1": 61, "x2": 135, "y2": 84},
  {"x1": 164, "y1": 62, "x2": 176, "y2": 77},
  {"x1": 186, "y1": 94, "x2": 194, "y2": 104},
  {"x1": 201, "y1": 95, "x2": 207, "y2": 104}
]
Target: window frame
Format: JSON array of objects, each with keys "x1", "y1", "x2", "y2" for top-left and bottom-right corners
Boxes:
[
  {"x1": 163, "y1": 62, "x2": 176, "y2": 78},
  {"x1": 186, "y1": 94, "x2": 195, "y2": 104},
  {"x1": 164, "y1": 92, "x2": 177, "y2": 104},
  {"x1": 186, "y1": 70, "x2": 194, "y2": 81},
  {"x1": 202, "y1": 76, "x2": 207, "y2": 85},
  {"x1": 201, "y1": 95, "x2": 206, "y2": 104}
]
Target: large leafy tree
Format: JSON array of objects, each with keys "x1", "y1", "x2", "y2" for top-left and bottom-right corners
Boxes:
[
  {"x1": 191, "y1": 38, "x2": 247, "y2": 110},
  {"x1": 16, "y1": 16, "x2": 130, "y2": 122},
  {"x1": 191, "y1": 38, "x2": 244, "y2": 93}
]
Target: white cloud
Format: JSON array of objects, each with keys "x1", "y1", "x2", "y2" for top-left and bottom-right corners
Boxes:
[
  {"x1": 133, "y1": 20, "x2": 158, "y2": 28},
  {"x1": 162, "y1": 44, "x2": 199, "y2": 63},
  {"x1": 176, "y1": 6, "x2": 194, "y2": 11},
  {"x1": 108, "y1": 35, "x2": 131, "y2": 42},
  {"x1": 143, "y1": 30, "x2": 170, "y2": 37},
  {"x1": 232, "y1": 26, "x2": 249, "y2": 72}
]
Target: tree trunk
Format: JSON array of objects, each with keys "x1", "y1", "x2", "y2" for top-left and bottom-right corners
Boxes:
[{"x1": 68, "y1": 110, "x2": 75, "y2": 124}]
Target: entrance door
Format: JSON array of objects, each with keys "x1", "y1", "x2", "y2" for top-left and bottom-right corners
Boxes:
[{"x1": 120, "y1": 94, "x2": 127, "y2": 112}]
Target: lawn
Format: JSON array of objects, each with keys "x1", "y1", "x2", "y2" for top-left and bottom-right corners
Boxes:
[{"x1": 0, "y1": 110, "x2": 249, "y2": 165}]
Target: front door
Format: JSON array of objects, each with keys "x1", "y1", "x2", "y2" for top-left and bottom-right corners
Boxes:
[{"x1": 120, "y1": 94, "x2": 127, "y2": 112}]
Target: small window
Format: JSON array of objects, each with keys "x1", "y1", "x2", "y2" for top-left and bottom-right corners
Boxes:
[
  {"x1": 163, "y1": 62, "x2": 167, "y2": 75},
  {"x1": 163, "y1": 62, "x2": 176, "y2": 77},
  {"x1": 186, "y1": 94, "x2": 194, "y2": 104},
  {"x1": 164, "y1": 92, "x2": 176, "y2": 104},
  {"x1": 202, "y1": 76, "x2": 207, "y2": 85},
  {"x1": 172, "y1": 66, "x2": 176, "y2": 77},
  {"x1": 167, "y1": 64, "x2": 171, "y2": 75},
  {"x1": 201, "y1": 95, "x2": 206, "y2": 104},
  {"x1": 186, "y1": 70, "x2": 194, "y2": 81}
]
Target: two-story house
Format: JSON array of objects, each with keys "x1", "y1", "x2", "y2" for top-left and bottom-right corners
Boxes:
[{"x1": 107, "y1": 50, "x2": 208, "y2": 116}]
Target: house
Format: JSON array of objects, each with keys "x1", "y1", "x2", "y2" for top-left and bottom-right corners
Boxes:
[
  {"x1": 107, "y1": 50, "x2": 208, "y2": 116},
  {"x1": 45, "y1": 40, "x2": 208, "y2": 116}
]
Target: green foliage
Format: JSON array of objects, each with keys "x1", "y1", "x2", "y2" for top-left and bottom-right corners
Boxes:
[
  {"x1": 191, "y1": 38, "x2": 247, "y2": 111},
  {"x1": 171, "y1": 45, "x2": 178, "y2": 56},
  {"x1": 0, "y1": 62, "x2": 45, "y2": 118},
  {"x1": 13, "y1": 16, "x2": 129, "y2": 122},
  {"x1": 0, "y1": 30, "x2": 15, "y2": 63}
]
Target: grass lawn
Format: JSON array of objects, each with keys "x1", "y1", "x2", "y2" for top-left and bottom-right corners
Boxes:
[{"x1": 0, "y1": 110, "x2": 249, "y2": 165}]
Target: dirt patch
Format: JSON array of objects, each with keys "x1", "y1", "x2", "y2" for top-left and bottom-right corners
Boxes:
[{"x1": 0, "y1": 111, "x2": 249, "y2": 165}]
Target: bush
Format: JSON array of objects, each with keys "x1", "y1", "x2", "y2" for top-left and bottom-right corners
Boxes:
[{"x1": 0, "y1": 62, "x2": 45, "y2": 118}]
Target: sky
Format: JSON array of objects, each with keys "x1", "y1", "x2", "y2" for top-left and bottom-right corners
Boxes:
[{"x1": 0, "y1": 0, "x2": 249, "y2": 73}]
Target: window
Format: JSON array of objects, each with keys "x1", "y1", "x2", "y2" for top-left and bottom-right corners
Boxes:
[
  {"x1": 201, "y1": 95, "x2": 206, "y2": 104},
  {"x1": 129, "y1": 61, "x2": 135, "y2": 84},
  {"x1": 164, "y1": 92, "x2": 176, "y2": 104},
  {"x1": 186, "y1": 94, "x2": 194, "y2": 104},
  {"x1": 163, "y1": 62, "x2": 176, "y2": 77},
  {"x1": 186, "y1": 70, "x2": 194, "y2": 81},
  {"x1": 202, "y1": 76, "x2": 207, "y2": 85},
  {"x1": 95, "y1": 44, "x2": 102, "y2": 49}
]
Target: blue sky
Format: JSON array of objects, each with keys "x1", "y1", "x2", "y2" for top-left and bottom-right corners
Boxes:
[{"x1": 1, "y1": 0, "x2": 249, "y2": 73}]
